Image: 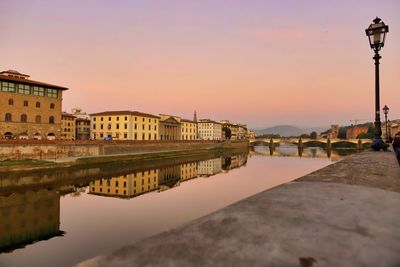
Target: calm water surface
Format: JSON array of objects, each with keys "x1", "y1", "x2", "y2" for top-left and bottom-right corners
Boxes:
[{"x1": 0, "y1": 145, "x2": 358, "y2": 267}]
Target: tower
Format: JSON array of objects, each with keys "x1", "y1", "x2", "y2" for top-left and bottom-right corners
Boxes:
[{"x1": 193, "y1": 110, "x2": 197, "y2": 122}]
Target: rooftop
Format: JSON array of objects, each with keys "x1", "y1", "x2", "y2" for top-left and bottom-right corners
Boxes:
[
  {"x1": 90, "y1": 110, "x2": 160, "y2": 119},
  {"x1": 0, "y1": 70, "x2": 68, "y2": 90}
]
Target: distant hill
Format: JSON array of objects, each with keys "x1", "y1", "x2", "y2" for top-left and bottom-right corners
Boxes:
[{"x1": 254, "y1": 125, "x2": 327, "y2": 137}]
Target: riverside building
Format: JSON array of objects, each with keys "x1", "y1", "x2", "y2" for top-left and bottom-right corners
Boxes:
[
  {"x1": 198, "y1": 119, "x2": 222, "y2": 140},
  {"x1": 61, "y1": 112, "x2": 76, "y2": 140},
  {"x1": 90, "y1": 110, "x2": 159, "y2": 140},
  {"x1": 181, "y1": 119, "x2": 197, "y2": 140},
  {"x1": 0, "y1": 70, "x2": 68, "y2": 140}
]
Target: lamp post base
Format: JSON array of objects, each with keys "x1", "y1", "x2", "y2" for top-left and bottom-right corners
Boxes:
[{"x1": 371, "y1": 138, "x2": 389, "y2": 151}]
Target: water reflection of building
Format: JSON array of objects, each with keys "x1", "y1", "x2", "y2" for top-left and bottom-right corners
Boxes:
[
  {"x1": 0, "y1": 189, "x2": 62, "y2": 252},
  {"x1": 89, "y1": 170, "x2": 159, "y2": 198},
  {"x1": 197, "y1": 158, "x2": 222, "y2": 177},
  {"x1": 180, "y1": 162, "x2": 198, "y2": 182},
  {"x1": 88, "y1": 156, "x2": 246, "y2": 199}
]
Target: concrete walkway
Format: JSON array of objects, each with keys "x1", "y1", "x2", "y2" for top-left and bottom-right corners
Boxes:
[{"x1": 78, "y1": 151, "x2": 400, "y2": 267}]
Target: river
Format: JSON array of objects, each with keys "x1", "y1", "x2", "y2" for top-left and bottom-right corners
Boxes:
[{"x1": 0, "y1": 144, "x2": 359, "y2": 267}]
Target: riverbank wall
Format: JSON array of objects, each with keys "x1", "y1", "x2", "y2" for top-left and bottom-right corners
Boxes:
[
  {"x1": 79, "y1": 151, "x2": 400, "y2": 267},
  {"x1": 0, "y1": 140, "x2": 248, "y2": 161}
]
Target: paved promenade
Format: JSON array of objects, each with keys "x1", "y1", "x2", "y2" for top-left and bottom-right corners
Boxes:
[{"x1": 78, "y1": 151, "x2": 400, "y2": 267}]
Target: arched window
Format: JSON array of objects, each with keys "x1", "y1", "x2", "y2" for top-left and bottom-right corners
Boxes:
[
  {"x1": 21, "y1": 114, "x2": 27, "y2": 123},
  {"x1": 5, "y1": 113, "x2": 12, "y2": 122},
  {"x1": 36, "y1": 101, "x2": 40, "y2": 108},
  {"x1": 49, "y1": 116, "x2": 55, "y2": 124},
  {"x1": 8, "y1": 99, "x2": 13, "y2": 105},
  {"x1": 35, "y1": 115, "x2": 41, "y2": 123}
]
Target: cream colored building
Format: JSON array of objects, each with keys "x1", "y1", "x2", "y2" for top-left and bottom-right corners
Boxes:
[
  {"x1": 159, "y1": 114, "x2": 182, "y2": 141},
  {"x1": 198, "y1": 119, "x2": 222, "y2": 140},
  {"x1": 61, "y1": 112, "x2": 76, "y2": 140},
  {"x1": 90, "y1": 110, "x2": 159, "y2": 140},
  {"x1": 0, "y1": 70, "x2": 67, "y2": 140},
  {"x1": 181, "y1": 119, "x2": 197, "y2": 140},
  {"x1": 197, "y1": 158, "x2": 222, "y2": 177}
]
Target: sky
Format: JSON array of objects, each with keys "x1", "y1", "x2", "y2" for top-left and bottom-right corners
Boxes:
[{"x1": 0, "y1": 0, "x2": 399, "y2": 129}]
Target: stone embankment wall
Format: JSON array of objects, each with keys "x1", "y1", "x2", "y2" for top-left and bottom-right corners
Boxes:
[{"x1": 0, "y1": 140, "x2": 247, "y2": 161}]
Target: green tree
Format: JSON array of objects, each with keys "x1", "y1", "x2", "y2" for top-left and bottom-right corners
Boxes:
[
  {"x1": 310, "y1": 131, "x2": 317, "y2": 139},
  {"x1": 222, "y1": 127, "x2": 232, "y2": 140}
]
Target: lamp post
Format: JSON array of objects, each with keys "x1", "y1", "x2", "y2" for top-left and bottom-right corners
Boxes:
[
  {"x1": 383, "y1": 105, "x2": 389, "y2": 142},
  {"x1": 365, "y1": 17, "x2": 389, "y2": 151}
]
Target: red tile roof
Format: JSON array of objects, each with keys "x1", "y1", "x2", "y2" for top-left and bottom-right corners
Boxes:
[{"x1": 90, "y1": 110, "x2": 160, "y2": 119}]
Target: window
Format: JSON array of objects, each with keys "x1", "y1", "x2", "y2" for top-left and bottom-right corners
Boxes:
[
  {"x1": 125, "y1": 116, "x2": 127, "y2": 121},
  {"x1": 107, "y1": 124, "x2": 111, "y2": 130},
  {"x1": 18, "y1": 84, "x2": 30, "y2": 94},
  {"x1": 35, "y1": 115, "x2": 41, "y2": 123},
  {"x1": 47, "y1": 89, "x2": 58, "y2": 98},
  {"x1": 100, "y1": 124, "x2": 103, "y2": 130},
  {"x1": 8, "y1": 99, "x2": 13, "y2": 105},
  {"x1": 142, "y1": 118, "x2": 144, "y2": 122},
  {"x1": 93, "y1": 117, "x2": 96, "y2": 122},
  {"x1": 20, "y1": 114, "x2": 27, "y2": 123},
  {"x1": 149, "y1": 133, "x2": 151, "y2": 140},
  {"x1": 23, "y1": 100, "x2": 28, "y2": 107},
  {"x1": 101, "y1": 117, "x2": 103, "y2": 121},
  {"x1": 116, "y1": 124, "x2": 119, "y2": 129},
  {"x1": 1, "y1": 82, "x2": 15, "y2": 92},
  {"x1": 36, "y1": 102, "x2": 40, "y2": 108},
  {"x1": 124, "y1": 124, "x2": 127, "y2": 129},
  {"x1": 5, "y1": 113, "x2": 12, "y2": 122},
  {"x1": 108, "y1": 117, "x2": 111, "y2": 121},
  {"x1": 117, "y1": 117, "x2": 119, "y2": 121},
  {"x1": 148, "y1": 125, "x2": 151, "y2": 130},
  {"x1": 134, "y1": 133, "x2": 137, "y2": 140},
  {"x1": 154, "y1": 125, "x2": 157, "y2": 131},
  {"x1": 142, "y1": 125, "x2": 144, "y2": 130},
  {"x1": 33, "y1": 86, "x2": 45, "y2": 96},
  {"x1": 154, "y1": 134, "x2": 157, "y2": 140},
  {"x1": 134, "y1": 117, "x2": 137, "y2": 121},
  {"x1": 50, "y1": 103, "x2": 55, "y2": 109},
  {"x1": 142, "y1": 133, "x2": 145, "y2": 140},
  {"x1": 93, "y1": 124, "x2": 96, "y2": 130},
  {"x1": 49, "y1": 116, "x2": 55, "y2": 124},
  {"x1": 134, "y1": 124, "x2": 137, "y2": 130}
]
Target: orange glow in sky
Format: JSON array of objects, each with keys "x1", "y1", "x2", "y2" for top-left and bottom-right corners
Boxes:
[{"x1": 0, "y1": 0, "x2": 399, "y2": 128}]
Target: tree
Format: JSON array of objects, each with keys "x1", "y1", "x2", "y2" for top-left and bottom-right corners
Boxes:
[
  {"x1": 310, "y1": 131, "x2": 318, "y2": 139},
  {"x1": 222, "y1": 127, "x2": 232, "y2": 140}
]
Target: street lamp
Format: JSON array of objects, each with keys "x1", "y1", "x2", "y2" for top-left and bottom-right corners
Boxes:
[
  {"x1": 383, "y1": 105, "x2": 389, "y2": 142},
  {"x1": 365, "y1": 17, "x2": 389, "y2": 151}
]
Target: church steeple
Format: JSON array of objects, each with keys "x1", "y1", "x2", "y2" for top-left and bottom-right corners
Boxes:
[{"x1": 193, "y1": 110, "x2": 197, "y2": 122}]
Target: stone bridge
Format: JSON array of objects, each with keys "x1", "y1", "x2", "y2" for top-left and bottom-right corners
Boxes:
[{"x1": 249, "y1": 137, "x2": 372, "y2": 149}]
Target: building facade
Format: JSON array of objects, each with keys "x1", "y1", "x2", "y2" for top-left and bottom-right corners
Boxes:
[
  {"x1": 76, "y1": 118, "x2": 90, "y2": 140},
  {"x1": 346, "y1": 127, "x2": 368, "y2": 139},
  {"x1": 181, "y1": 119, "x2": 197, "y2": 140},
  {"x1": 0, "y1": 70, "x2": 67, "y2": 140},
  {"x1": 198, "y1": 119, "x2": 222, "y2": 140},
  {"x1": 90, "y1": 110, "x2": 159, "y2": 140},
  {"x1": 61, "y1": 113, "x2": 76, "y2": 140},
  {"x1": 159, "y1": 114, "x2": 181, "y2": 141}
]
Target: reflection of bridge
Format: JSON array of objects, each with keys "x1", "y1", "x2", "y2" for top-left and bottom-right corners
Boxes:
[
  {"x1": 249, "y1": 148, "x2": 342, "y2": 161},
  {"x1": 249, "y1": 138, "x2": 372, "y2": 149}
]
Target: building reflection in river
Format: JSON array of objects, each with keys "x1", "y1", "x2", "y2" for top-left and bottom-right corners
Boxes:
[
  {"x1": 88, "y1": 154, "x2": 247, "y2": 199},
  {"x1": 0, "y1": 189, "x2": 63, "y2": 252}
]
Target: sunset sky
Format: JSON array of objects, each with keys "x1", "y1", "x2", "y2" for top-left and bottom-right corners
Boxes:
[{"x1": 1, "y1": 0, "x2": 399, "y2": 129}]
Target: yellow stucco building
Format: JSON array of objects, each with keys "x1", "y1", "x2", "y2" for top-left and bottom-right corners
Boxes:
[
  {"x1": 181, "y1": 119, "x2": 197, "y2": 140},
  {"x1": 90, "y1": 110, "x2": 159, "y2": 140},
  {"x1": 61, "y1": 112, "x2": 76, "y2": 140}
]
